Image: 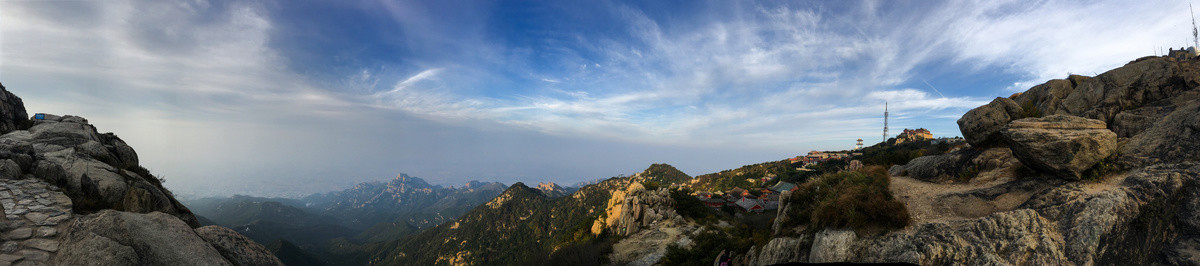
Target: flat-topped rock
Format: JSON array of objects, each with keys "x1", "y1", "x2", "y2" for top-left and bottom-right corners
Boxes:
[{"x1": 1002, "y1": 115, "x2": 1118, "y2": 180}]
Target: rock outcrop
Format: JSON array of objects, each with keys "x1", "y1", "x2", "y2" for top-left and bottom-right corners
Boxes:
[
  {"x1": 0, "y1": 83, "x2": 280, "y2": 265},
  {"x1": 808, "y1": 230, "x2": 856, "y2": 263},
  {"x1": 195, "y1": 226, "x2": 285, "y2": 266},
  {"x1": 1120, "y1": 101, "x2": 1200, "y2": 167},
  {"x1": 597, "y1": 182, "x2": 681, "y2": 237},
  {"x1": 56, "y1": 210, "x2": 281, "y2": 266},
  {"x1": 897, "y1": 150, "x2": 976, "y2": 183},
  {"x1": 751, "y1": 236, "x2": 809, "y2": 265},
  {"x1": 957, "y1": 97, "x2": 1024, "y2": 147},
  {"x1": 1002, "y1": 115, "x2": 1118, "y2": 180},
  {"x1": 0, "y1": 113, "x2": 196, "y2": 225},
  {"x1": 750, "y1": 56, "x2": 1200, "y2": 265},
  {"x1": 0, "y1": 83, "x2": 28, "y2": 135}
]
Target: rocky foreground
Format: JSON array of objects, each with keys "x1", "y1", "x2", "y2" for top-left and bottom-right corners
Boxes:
[
  {"x1": 732, "y1": 56, "x2": 1200, "y2": 265},
  {"x1": 0, "y1": 83, "x2": 282, "y2": 265}
]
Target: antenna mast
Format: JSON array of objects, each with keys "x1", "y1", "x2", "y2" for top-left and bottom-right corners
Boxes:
[
  {"x1": 882, "y1": 101, "x2": 889, "y2": 143},
  {"x1": 1192, "y1": 3, "x2": 1199, "y2": 50}
]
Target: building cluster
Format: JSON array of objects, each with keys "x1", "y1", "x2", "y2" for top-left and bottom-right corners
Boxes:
[
  {"x1": 893, "y1": 128, "x2": 933, "y2": 144},
  {"x1": 930, "y1": 136, "x2": 965, "y2": 145},
  {"x1": 694, "y1": 181, "x2": 800, "y2": 213},
  {"x1": 787, "y1": 151, "x2": 852, "y2": 167}
]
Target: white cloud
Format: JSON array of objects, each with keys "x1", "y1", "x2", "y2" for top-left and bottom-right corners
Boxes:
[
  {"x1": 358, "y1": 0, "x2": 1186, "y2": 150},
  {"x1": 1, "y1": 0, "x2": 369, "y2": 195}
]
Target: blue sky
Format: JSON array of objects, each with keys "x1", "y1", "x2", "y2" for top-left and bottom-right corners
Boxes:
[{"x1": 0, "y1": 0, "x2": 1192, "y2": 197}]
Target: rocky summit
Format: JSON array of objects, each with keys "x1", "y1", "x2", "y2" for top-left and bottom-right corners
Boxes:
[
  {"x1": 0, "y1": 82, "x2": 281, "y2": 265},
  {"x1": 736, "y1": 55, "x2": 1200, "y2": 265}
]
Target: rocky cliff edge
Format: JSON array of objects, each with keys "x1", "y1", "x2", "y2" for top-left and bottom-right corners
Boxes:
[{"x1": 0, "y1": 82, "x2": 282, "y2": 265}]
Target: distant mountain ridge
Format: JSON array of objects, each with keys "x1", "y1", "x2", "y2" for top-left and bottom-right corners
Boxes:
[
  {"x1": 365, "y1": 164, "x2": 693, "y2": 265},
  {"x1": 302, "y1": 174, "x2": 508, "y2": 230},
  {"x1": 185, "y1": 174, "x2": 509, "y2": 264}
]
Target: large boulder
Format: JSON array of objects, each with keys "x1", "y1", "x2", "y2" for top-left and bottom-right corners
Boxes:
[
  {"x1": 1001, "y1": 115, "x2": 1118, "y2": 180},
  {"x1": 0, "y1": 83, "x2": 29, "y2": 134},
  {"x1": 899, "y1": 150, "x2": 977, "y2": 183},
  {"x1": 58, "y1": 210, "x2": 232, "y2": 265},
  {"x1": 195, "y1": 226, "x2": 284, "y2": 266},
  {"x1": 958, "y1": 97, "x2": 1025, "y2": 147}
]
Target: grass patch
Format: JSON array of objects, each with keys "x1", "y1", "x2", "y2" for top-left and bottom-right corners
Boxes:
[
  {"x1": 1082, "y1": 153, "x2": 1122, "y2": 181},
  {"x1": 1020, "y1": 100, "x2": 1042, "y2": 118},
  {"x1": 957, "y1": 165, "x2": 980, "y2": 182},
  {"x1": 783, "y1": 166, "x2": 910, "y2": 232}
]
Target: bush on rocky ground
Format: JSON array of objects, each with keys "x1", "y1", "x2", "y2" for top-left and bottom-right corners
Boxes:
[{"x1": 784, "y1": 166, "x2": 910, "y2": 231}]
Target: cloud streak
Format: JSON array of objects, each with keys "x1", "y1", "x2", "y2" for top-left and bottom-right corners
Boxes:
[{"x1": 2, "y1": 0, "x2": 1188, "y2": 196}]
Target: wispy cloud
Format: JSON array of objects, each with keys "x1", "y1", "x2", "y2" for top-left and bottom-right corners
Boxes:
[
  {"x1": 359, "y1": 0, "x2": 1187, "y2": 149},
  {"x1": 4, "y1": 0, "x2": 1186, "y2": 196}
]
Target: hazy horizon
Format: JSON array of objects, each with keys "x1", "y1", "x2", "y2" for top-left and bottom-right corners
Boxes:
[{"x1": 2, "y1": 0, "x2": 1191, "y2": 197}]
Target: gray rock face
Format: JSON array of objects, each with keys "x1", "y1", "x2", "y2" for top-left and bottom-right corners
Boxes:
[
  {"x1": 59, "y1": 210, "x2": 231, "y2": 266},
  {"x1": 1120, "y1": 102, "x2": 1200, "y2": 167},
  {"x1": 809, "y1": 230, "x2": 856, "y2": 263},
  {"x1": 958, "y1": 97, "x2": 1024, "y2": 147},
  {"x1": 0, "y1": 84, "x2": 270, "y2": 265},
  {"x1": 753, "y1": 236, "x2": 809, "y2": 265},
  {"x1": 1011, "y1": 77, "x2": 1082, "y2": 117},
  {"x1": 851, "y1": 209, "x2": 1068, "y2": 265},
  {"x1": 195, "y1": 226, "x2": 284, "y2": 266},
  {"x1": 53, "y1": 232, "x2": 140, "y2": 266},
  {"x1": 0, "y1": 113, "x2": 197, "y2": 226},
  {"x1": 0, "y1": 83, "x2": 29, "y2": 134},
  {"x1": 1002, "y1": 115, "x2": 1118, "y2": 180},
  {"x1": 899, "y1": 150, "x2": 976, "y2": 183}
]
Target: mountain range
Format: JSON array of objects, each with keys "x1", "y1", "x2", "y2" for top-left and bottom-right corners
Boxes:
[
  {"x1": 351, "y1": 54, "x2": 1200, "y2": 265},
  {"x1": 183, "y1": 174, "x2": 509, "y2": 264}
]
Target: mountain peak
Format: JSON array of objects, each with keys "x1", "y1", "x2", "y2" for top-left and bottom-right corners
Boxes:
[{"x1": 636, "y1": 163, "x2": 692, "y2": 185}]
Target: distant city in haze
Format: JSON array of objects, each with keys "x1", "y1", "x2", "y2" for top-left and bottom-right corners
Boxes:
[{"x1": 1, "y1": 0, "x2": 1191, "y2": 197}]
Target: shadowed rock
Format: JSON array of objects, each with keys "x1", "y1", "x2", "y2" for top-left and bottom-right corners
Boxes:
[{"x1": 958, "y1": 97, "x2": 1024, "y2": 147}]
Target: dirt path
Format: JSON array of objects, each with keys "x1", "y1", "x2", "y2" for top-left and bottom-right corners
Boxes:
[{"x1": 889, "y1": 175, "x2": 985, "y2": 223}]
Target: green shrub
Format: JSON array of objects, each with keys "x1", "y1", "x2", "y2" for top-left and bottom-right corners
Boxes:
[
  {"x1": 1082, "y1": 153, "x2": 1122, "y2": 181},
  {"x1": 669, "y1": 188, "x2": 718, "y2": 224},
  {"x1": 642, "y1": 181, "x2": 661, "y2": 191},
  {"x1": 661, "y1": 230, "x2": 733, "y2": 266},
  {"x1": 783, "y1": 166, "x2": 911, "y2": 231}
]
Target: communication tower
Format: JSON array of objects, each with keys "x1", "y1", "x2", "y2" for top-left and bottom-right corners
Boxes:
[
  {"x1": 882, "y1": 101, "x2": 889, "y2": 143},
  {"x1": 1192, "y1": 3, "x2": 1199, "y2": 55}
]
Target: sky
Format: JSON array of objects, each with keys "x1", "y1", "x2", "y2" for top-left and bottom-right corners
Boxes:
[{"x1": 0, "y1": 0, "x2": 1193, "y2": 197}]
